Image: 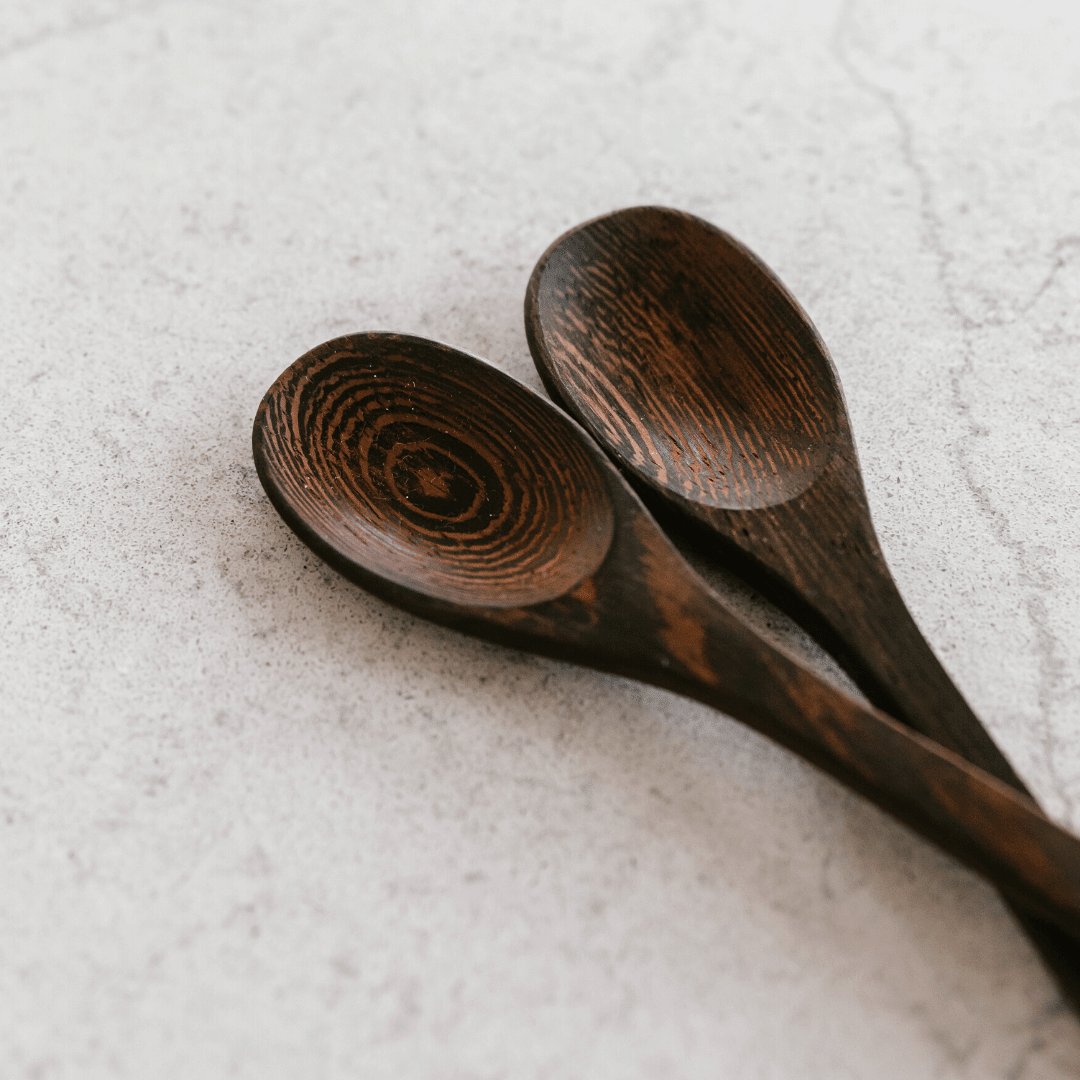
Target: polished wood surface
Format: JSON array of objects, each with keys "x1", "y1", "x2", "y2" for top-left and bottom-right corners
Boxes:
[
  {"x1": 524, "y1": 205, "x2": 1080, "y2": 1006},
  {"x1": 252, "y1": 333, "x2": 612, "y2": 609},
  {"x1": 255, "y1": 332, "x2": 1080, "y2": 946}
]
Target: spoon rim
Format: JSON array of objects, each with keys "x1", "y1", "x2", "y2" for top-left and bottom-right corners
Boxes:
[
  {"x1": 526, "y1": 205, "x2": 849, "y2": 514},
  {"x1": 252, "y1": 331, "x2": 619, "y2": 615}
]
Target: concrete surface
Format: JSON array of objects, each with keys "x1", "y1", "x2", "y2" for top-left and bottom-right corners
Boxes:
[{"x1": 4, "y1": 0, "x2": 1080, "y2": 1076}]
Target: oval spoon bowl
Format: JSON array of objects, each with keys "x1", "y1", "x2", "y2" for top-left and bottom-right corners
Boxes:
[
  {"x1": 253, "y1": 332, "x2": 614, "y2": 611},
  {"x1": 527, "y1": 206, "x2": 841, "y2": 510}
]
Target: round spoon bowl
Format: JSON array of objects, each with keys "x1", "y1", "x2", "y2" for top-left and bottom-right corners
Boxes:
[
  {"x1": 529, "y1": 206, "x2": 842, "y2": 510},
  {"x1": 253, "y1": 334, "x2": 615, "y2": 609}
]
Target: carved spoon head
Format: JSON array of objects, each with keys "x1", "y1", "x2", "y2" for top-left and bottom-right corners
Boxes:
[
  {"x1": 526, "y1": 205, "x2": 847, "y2": 512},
  {"x1": 252, "y1": 333, "x2": 615, "y2": 614}
]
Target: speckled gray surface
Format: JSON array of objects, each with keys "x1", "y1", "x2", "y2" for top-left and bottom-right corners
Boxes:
[{"x1": 4, "y1": 0, "x2": 1080, "y2": 1076}]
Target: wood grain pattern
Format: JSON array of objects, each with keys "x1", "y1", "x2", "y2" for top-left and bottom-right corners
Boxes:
[
  {"x1": 531, "y1": 214, "x2": 837, "y2": 511},
  {"x1": 254, "y1": 333, "x2": 1080, "y2": 949},
  {"x1": 524, "y1": 204, "x2": 1080, "y2": 1008},
  {"x1": 253, "y1": 334, "x2": 613, "y2": 609}
]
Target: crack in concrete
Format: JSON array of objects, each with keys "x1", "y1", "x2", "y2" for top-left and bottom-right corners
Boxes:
[
  {"x1": 0, "y1": 1, "x2": 162, "y2": 65},
  {"x1": 832, "y1": 0, "x2": 1078, "y2": 825},
  {"x1": 1024, "y1": 235, "x2": 1080, "y2": 316}
]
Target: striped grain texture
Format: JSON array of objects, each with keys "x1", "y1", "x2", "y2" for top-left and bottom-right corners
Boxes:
[{"x1": 528, "y1": 208, "x2": 837, "y2": 511}]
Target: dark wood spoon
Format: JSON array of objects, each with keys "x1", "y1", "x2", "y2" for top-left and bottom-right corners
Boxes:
[
  {"x1": 523, "y1": 205, "x2": 1080, "y2": 1006},
  {"x1": 253, "y1": 331, "x2": 1080, "y2": 943}
]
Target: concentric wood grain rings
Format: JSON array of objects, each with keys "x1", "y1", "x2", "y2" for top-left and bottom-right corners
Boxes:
[
  {"x1": 253, "y1": 334, "x2": 615, "y2": 608},
  {"x1": 527, "y1": 206, "x2": 841, "y2": 511}
]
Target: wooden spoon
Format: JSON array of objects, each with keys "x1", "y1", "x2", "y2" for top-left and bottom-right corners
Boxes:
[
  {"x1": 523, "y1": 205, "x2": 1080, "y2": 1004},
  {"x1": 253, "y1": 331, "x2": 1080, "y2": 942}
]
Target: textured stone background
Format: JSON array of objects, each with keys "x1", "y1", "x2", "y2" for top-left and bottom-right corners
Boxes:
[{"x1": 4, "y1": 0, "x2": 1080, "y2": 1076}]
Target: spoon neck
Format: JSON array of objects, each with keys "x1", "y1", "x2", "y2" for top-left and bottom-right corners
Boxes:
[
  {"x1": 590, "y1": 531, "x2": 1080, "y2": 938},
  {"x1": 490, "y1": 498, "x2": 1080, "y2": 940},
  {"x1": 713, "y1": 491, "x2": 1030, "y2": 796}
]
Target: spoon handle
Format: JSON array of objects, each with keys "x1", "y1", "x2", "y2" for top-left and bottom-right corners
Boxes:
[
  {"x1": 684, "y1": 479, "x2": 1080, "y2": 1002},
  {"x1": 564, "y1": 520, "x2": 1080, "y2": 941},
  {"x1": 759, "y1": 514, "x2": 1024, "y2": 787}
]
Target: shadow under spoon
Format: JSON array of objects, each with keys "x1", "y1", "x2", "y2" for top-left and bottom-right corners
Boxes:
[
  {"x1": 253, "y1": 331, "x2": 1080, "y2": 944},
  {"x1": 523, "y1": 204, "x2": 1080, "y2": 1008}
]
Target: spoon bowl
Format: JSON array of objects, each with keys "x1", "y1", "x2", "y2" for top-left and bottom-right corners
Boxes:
[
  {"x1": 253, "y1": 333, "x2": 613, "y2": 609},
  {"x1": 533, "y1": 208, "x2": 840, "y2": 510},
  {"x1": 255, "y1": 331, "x2": 1080, "y2": 948}
]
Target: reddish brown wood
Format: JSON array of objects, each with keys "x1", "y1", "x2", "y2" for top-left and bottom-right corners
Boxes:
[
  {"x1": 252, "y1": 333, "x2": 612, "y2": 610},
  {"x1": 524, "y1": 205, "x2": 1080, "y2": 1006},
  {"x1": 254, "y1": 332, "x2": 1080, "y2": 946}
]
